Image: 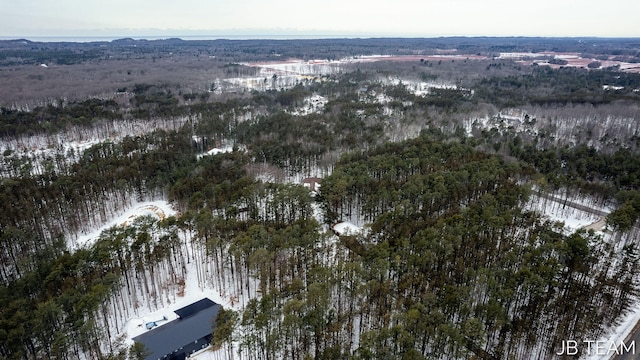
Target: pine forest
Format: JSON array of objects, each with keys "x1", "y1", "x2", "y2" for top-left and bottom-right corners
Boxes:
[{"x1": 1, "y1": 37, "x2": 640, "y2": 360}]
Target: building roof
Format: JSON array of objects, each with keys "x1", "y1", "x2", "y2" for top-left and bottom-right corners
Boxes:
[
  {"x1": 174, "y1": 298, "x2": 216, "y2": 319},
  {"x1": 132, "y1": 298, "x2": 220, "y2": 360},
  {"x1": 301, "y1": 176, "x2": 322, "y2": 183}
]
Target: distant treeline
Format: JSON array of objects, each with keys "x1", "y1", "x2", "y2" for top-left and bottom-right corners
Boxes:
[
  {"x1": 0, "y1": 99, "x2": 120, "y2": 136},
  {"x1": 2, "y1": 37, "x2": 640, "y2": 65},
  {"x1": 474, "y1": 66, "x2": 640, "y2": 107}
]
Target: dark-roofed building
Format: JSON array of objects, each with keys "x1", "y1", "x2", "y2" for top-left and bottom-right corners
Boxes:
[
  {"x1": 132, "y1": 298, "x2": 221, "y2": 360},
  {"x1": 301, "y1": 177, "x2": 322, "y2": 193},
  {"x1": 174, "y1": 298, "x2": 216, "y2": 319}
]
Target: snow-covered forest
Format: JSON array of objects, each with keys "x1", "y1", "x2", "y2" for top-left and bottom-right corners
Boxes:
[{"x1": 2, "y1": 37, "x2": 640, "y2": 360}]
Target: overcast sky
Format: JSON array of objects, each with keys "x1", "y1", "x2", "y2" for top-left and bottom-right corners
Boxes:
[{"x1": 2, "y1": 0, "x2": 639, "y2": 39}]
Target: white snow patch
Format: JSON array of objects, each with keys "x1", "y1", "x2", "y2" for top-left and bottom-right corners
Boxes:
[
  {"x1": 525, "y1": 194, "x2": 604, "y2": 234},
  {"x1": 71, "y1": 200, "x2": 177, "y2": 249},
  {"x1": 497, "y1": 52, "x2": 539, "y2": 59},
  {"x1": 196, "y1": 146, "x2": 234, "y2": 159},
  {"x1": 332, "y1": 221, "x2": 362, "y2": 236}
]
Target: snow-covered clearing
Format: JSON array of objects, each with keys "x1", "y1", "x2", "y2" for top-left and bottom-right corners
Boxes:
[
  {"x1": 217, "y1": 59, "x2": 338, "y2": 93},
  {"x1": 332, "y1": 221, "x2": 363, "y2": 236},
  {"x1": 525, "y1": 193, "x2": 606, "y2": 234},
  {"x1": 499, "y1": 51, "x2": 640, "y2": 73},
  {"x1": 245, "y1": 59, "x2": 340, "y2": 78},
  {"x1": 71, "y1": 200, "x2": 177, "y2": 249},
  {"x1": 377, "y1": 76, "x2": 459, "y2": 96},
  {"x1": 223, "y1": 57, "x2": 464, "y2": 94},
  {"x1": 69, "y1": 199, "x2": 242, "y2": 359},
  {"x1": 217, "y1": 75, "x2": 318, "y2": 92},
  {"x1": 120, "y1": 253, "x2": 234, "y2": 347}
]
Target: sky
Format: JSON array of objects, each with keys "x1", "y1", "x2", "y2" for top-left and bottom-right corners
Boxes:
[{"x1": 1, "y1": 0, "x2": 639, "y2": 39}]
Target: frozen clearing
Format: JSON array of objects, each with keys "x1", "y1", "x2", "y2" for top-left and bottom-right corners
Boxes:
[{"x1": 525, "y1": 192, "x2": 609, "y2": 234}]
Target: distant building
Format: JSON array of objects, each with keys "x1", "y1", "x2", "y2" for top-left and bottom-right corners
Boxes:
[
  {"x1": 132, "y1": 298, "x2": 221, "y2": 360},
  {"x1": 301, "y1": 177, "x2": 322, "y2": 193}
]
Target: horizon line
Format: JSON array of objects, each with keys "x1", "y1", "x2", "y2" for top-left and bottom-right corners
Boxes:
[{"x1": 3, "y1": 34, "x2": 640, "y2": 43}]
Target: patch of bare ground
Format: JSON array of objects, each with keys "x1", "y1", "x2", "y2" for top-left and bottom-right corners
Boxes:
[
  {"x1": 584, "y1": 216, "x2": 607, "y2": 232},
  {"x1": 176, "y1": 277, "x2": 186, "y2": 297}
]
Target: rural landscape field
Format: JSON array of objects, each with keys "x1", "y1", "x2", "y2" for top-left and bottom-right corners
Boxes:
[{"x1": 1, "y1": 36, "x2": 640, "y2": 359}]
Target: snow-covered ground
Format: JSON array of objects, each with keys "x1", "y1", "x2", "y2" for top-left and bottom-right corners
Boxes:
[
  {"x1": 216, "y1": 59, "x2": 338, "y2": 93},
  {"x1": 196, "y1": 145, "x2": 235, "y2": 159},
  {"x1": 65, "y1": 182, "x2": 637, "y2": 360},
  {"x1": 332, "y1": 221, "x2": 363, "y2": 236},
  {"x1": 463, "y1": 107, "x2": 640, "y2": 152},
  {"x1": 586, "y1": 306, "x2": 640, "y2": 359},
  {"x1": 0, "y1": 137, "x2": 101, "y2": 177},
  {"x1": 70, "y1": 200, "x2": 177, "y2": 249},
  {"x1": 497, "y1": 51, "x2": 640, "y2": 73},
  {"x1": 0, "y1": 117, "x2": 190, "y2": 177},
  {"x1": 525, "y1": 194, "x2": 605, "y2": 234},
  {"x1": 68, "y1": 199, "x2": 239, "y2": 359},
  {"x1": 120, "y1": 254, "x2": 234, "y2": 347},
  {"x1": 526, "y1": 191, "x2": 640, "y2": 359},
  {"x1": 221, "y1": 57, "x2": 463, "y2": 95},
  {"x1": 377, "y1": 76, "x2": 458, "y2": 96}
]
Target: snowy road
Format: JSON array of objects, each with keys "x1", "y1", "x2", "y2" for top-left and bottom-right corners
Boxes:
[{"x1": 533, "y1": 191, "x2": 609, "y2": 218}]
